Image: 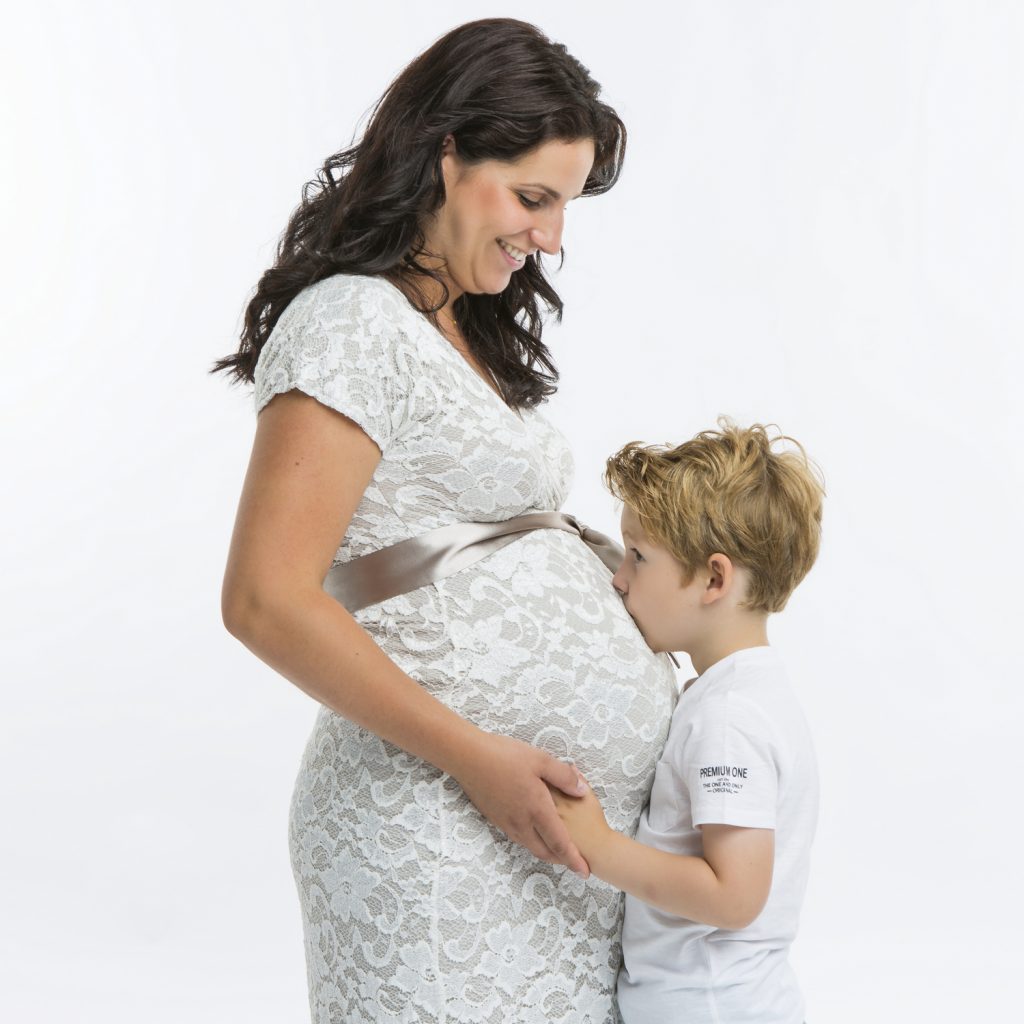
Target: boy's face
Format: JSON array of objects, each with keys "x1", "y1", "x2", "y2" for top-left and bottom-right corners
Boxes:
[{"x1": 612, "y1": 506, "x2": 705, "y2": 654}]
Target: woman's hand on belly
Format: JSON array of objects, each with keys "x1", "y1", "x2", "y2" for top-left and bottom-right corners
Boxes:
[
  {"x1": 549, "y1": 779, "x2": 614, "y2": 863},
  {"x1": 451, "y1": 732, "x2": 592, "y2": 878}
]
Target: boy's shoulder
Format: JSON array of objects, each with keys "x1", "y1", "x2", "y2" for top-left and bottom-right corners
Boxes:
[
  {"x1": 666, "y1": 647, "x2": 812, "y2": 762},
  {"x1": 678, "y1": 646, "x2": 792, "y2": 716}
]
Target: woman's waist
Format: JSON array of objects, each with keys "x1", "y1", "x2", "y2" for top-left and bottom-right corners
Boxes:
[
  {"x1": 329, "y1": 509, "x2": 621, "y2": 614},
  {"x1": 352, "y1": 527, "x2": 659, "y2": 655},
  {"x1": 337, "y1": 506, "x2": 570, "y2": 564}
]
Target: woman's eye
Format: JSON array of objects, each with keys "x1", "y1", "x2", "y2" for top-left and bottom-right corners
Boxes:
[{"x1": 517, "y1": 194, "x2": 542, "y2": 209}]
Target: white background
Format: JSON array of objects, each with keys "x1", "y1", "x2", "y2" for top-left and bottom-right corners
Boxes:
[{"x1": 3, "y1": 1, "x2": 1022, "y2": 1020}]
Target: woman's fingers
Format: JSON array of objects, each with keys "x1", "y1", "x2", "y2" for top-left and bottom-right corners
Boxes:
[
  {"x1": 531, "y1": 753, "x2": 590, "y2": 873},
  {"x1": 453, "y1": 732, "x2": 594, "y2": 874},
  {"x1": 526, "y1": 830, "x2": 559, "y2": 864},
  {"x1": 534, "y1": 810, "x2": 590, "y2": 878},
  {"x1": 539, "y1": 753, "x2": 587, "y2": 798}
]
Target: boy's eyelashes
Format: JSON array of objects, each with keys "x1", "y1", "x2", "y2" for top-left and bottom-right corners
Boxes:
[{"x1": 630, "y1": 547, "x2": 645, "y2": 563}]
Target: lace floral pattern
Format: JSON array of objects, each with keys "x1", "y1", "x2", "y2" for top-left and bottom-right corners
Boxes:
[{"x1": 253, "y1": 275, "x2": 676, "y2": 1023}]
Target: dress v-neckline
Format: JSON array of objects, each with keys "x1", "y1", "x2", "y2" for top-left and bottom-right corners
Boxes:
[
  {"x1": 380, "y1": 277, "x2": 525, "y2": 422},
  {"x1": 433, "y1": 328, "x2": 526, "y2": 422}
]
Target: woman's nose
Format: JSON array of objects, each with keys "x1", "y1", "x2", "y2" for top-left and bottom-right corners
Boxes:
[{"x1": 530, "y1": 210, "x2": 564, "y2": 255}]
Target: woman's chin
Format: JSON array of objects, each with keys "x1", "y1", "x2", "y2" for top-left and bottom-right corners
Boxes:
[
  {"x1": 476, "y1": 256, "x2": 521, "y2": 293},
  {"x1": 450, "y1": 269, "x2": 512, "y2": 297},
  {"x1": 469, "y1": 279, "x2": 514, "y2": 297}
]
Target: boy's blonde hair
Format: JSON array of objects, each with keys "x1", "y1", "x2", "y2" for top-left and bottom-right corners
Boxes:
[{"x1": 604, "y1": 419, "x2": 824, "y2": 614}]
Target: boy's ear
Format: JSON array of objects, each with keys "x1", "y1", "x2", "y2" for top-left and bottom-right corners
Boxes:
[{"x1": 702, "y1": 553, "x2": 735, "y2": 605}]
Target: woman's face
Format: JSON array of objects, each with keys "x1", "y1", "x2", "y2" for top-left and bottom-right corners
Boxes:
[{"x1": 423, "y1": 137, "x2": 596, "y2": 299}]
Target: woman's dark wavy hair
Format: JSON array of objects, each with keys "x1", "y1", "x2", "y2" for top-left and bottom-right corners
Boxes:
[{"x1": 210, "y1": 17, "x2": 626, "y2": 409}]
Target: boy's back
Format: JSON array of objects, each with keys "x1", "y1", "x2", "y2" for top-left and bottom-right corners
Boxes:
[{"x1": 617, "y1": 645, "x2": 818, "y2": 1024}]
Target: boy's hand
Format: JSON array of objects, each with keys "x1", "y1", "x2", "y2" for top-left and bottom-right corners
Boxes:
[{"x1": 548, "y1": 779, "x2": 613, "y2": 862}]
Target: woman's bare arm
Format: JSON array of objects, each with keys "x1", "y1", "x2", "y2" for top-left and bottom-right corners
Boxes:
[{"x1": 222, "y1": 390, "x2": 589, "y2": 874}]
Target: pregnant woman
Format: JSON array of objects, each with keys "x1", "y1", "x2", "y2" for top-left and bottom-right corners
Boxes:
[{"x1": 215, "y1": 19, "x2": 675, "y2": 1024}]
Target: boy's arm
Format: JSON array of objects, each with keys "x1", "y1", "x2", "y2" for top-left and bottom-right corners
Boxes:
[
  {"x1": 594, "y1": 822, "x2": 773, "y2": 929},
  {"x1": 551, "y1": 786, "x2": 774, "y2": 930}
]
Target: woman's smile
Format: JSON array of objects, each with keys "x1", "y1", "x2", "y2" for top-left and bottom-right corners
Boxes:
[{"x1": 497, "y1": 238, "x2": 528, "y2": 266}]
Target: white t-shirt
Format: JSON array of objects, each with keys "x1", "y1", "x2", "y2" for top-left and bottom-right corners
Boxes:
[{"x1": 616, "y1": 646, "x2": 818, "y2": 1024}]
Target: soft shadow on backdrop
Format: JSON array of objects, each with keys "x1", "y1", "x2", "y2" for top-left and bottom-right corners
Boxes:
[{"x1": 3, "y1": 1, "x2": 1021, "y2": 1020}]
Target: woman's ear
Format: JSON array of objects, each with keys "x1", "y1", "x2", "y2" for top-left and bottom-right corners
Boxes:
[
  {"x1": 439, "y1": 134, "x2": 460, "y2": 189},
  {"x1": 702, "y1": 553, "x2": 735, "y2": 605}
]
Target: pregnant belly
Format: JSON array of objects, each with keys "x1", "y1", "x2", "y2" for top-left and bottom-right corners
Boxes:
[{"x1": 355, "y1": 528, "x2": 678, "y2": 832}]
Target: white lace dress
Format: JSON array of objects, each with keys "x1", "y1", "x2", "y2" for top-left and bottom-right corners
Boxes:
[{"x1": 253, "y1": 274, "x2": 677, "y2": 1024}]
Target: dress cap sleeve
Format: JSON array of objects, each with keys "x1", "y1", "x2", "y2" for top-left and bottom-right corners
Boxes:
[{"x1": 253, "y1": 274, "x2": 418, "y2": 453}]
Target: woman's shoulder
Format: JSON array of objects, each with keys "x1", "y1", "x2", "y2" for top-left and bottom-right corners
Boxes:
[
  {"x1": 262, "y1": 273, "x2": 423, "y2": 366},
  {"x1": 253, "y1": 273, "x2": 427, "y2": 429},
  {"x1": 293, "y1": 273, "x2": 416, "y2": 327},
  {"x1": 301, "y1": 271, "x2": 398, "y2": 301}
]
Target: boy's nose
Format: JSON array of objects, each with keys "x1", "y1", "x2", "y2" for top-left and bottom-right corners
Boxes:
[{"x1": 612, "y1": 564, "x2": 628, "y2": 596}]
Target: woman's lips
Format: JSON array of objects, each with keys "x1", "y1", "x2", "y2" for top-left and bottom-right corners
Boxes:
[{"x1": 497, "y1": 239, "x2": 526, "y2": 267}]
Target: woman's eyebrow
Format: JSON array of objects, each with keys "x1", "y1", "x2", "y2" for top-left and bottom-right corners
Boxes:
[
  {"x1": 520, "y1": 183, "x2": 562, "y2": 200},
  {"x1": 520, "y1": 183, "x2": 584, "y2": 201}
]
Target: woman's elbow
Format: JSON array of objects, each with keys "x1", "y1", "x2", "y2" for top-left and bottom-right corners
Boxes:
[
  {"x1": 222, "y1": 573, "x2": 330, "y2": 642},
  {"x1": 222, "y1": 590, "x2": 249, "y2": 639},
  {"x1": 221, "y1": 578, "x2": 273, "y2": 639}
]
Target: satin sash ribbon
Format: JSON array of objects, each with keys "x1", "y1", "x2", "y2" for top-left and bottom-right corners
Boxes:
[{"x1": 324, "y1": 511, "x2": 625, "y2": 614}]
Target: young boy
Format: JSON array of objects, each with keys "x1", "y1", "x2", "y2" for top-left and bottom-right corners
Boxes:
[{"x1": 552, "y1": 420, "x2": 824, "y2": 1024}]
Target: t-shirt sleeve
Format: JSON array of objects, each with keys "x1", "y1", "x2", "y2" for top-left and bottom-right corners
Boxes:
[
  {"x1": 680, "y1": 697, "x2": 779, "y2": 830},
  {"x1": 252, "y1": 276, "x2": 417, "y2": 453}
]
